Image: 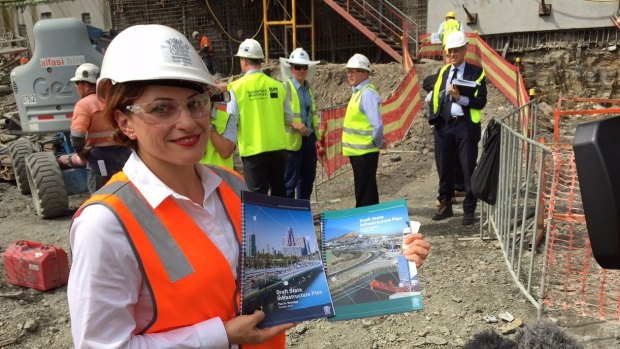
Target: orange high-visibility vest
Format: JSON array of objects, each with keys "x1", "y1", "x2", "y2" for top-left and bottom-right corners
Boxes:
[{"x1": 74, "y1": 165, "x2": 285, "y2": 348}]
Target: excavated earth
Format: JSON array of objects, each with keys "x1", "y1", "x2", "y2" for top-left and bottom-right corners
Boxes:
[{"x1": 1, "y1": 49, "x2": 620, "y2": 348}]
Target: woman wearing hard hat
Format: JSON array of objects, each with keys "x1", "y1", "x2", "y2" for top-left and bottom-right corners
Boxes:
[{"x1": 67, "y1": 24, "x2": 292, "y2": 348}]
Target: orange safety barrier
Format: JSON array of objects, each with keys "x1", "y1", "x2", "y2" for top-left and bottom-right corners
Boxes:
[
  {"x1": 542, "y1": 99, "x2": 620, "y2": 322},
  {"x1": 553, "y1": 96, "x2": 620, "y2": 143},
  {"x1": 317, "y1": 66, "x2": 422, "y2": 177}
]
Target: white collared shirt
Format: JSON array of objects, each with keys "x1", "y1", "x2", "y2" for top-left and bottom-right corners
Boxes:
[
  {"x1": 445, "y1": 62, "x2": 470, "y2": 116},
  {"x1": 67, "y1": 152, "x2": 237, "y2": 349}
]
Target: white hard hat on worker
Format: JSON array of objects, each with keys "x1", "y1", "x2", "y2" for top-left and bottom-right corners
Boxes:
[
  {"x1": 71, "y1": 63, "x2": 100, "y2": 84},
  {"x1": 287, "y1": 48, "x2": 319, "y2": 66},
  {"x1": 444, "y1": 31, "x2": 468, "y2": 50},
  {"x1": 97, "y1": 24, "x2": 216, "y2": 97},
  {"x1": 235, "y1": 39, "x2": 265, "y2": 60},
  {"x1": 346, "y1": 53, "x2": 371, "y2": 72}
]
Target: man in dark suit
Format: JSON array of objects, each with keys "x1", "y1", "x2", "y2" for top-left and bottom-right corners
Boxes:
[{"x1": 429, "y1": 31, "x2": 487, "y2": 225}]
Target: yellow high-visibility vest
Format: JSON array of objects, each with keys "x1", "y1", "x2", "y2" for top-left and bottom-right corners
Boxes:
[
  {"x1": 432, "y1": 64, "x2": 486, "y2": 124},
  {"x1": 228, "y1": 73, "x2": 288, "y2": 157},
  {"x1": 342, "y1": 84, "x2": 380, "y2": 156},
  {"x1": 441, "y1": 19, "x2": 461, "y2": 45},
  {"x1": 200, "y1": 103, "x2": 233, "y2": 169},
  {"x1": 285, "y1": 79, "x2": 320, "y2": 151}
]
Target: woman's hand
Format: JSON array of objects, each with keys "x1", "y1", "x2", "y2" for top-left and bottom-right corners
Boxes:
[
  {"x1": 224, "y1": 310, "x2": 295, "y2": 345},
  {"x1": 402, "y1": 233, "x2": 431, "y2": 267}
]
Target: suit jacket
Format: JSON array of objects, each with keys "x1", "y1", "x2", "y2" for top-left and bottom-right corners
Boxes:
[{"x1": 431, "y1": 62, "x2": 487, "y2": 141}]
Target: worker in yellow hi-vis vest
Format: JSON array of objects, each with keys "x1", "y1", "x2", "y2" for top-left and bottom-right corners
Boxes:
[
  {"x1": 342, "y1": 53, "x2": 383, "y2": 208},
  {"x1": 438, "y1": 10, "x2": 464, "y2": 63},
  {"x1": 200, "y1": 96, "x2": 236, "y2": 169},
  {"x1": 282, "y1": 47, "x2": 322, "y2": 200},
  {"x1": 438, "y1": 10, "x2": 463, "y2": 46},
  {"x1": 430, "y1": 31, "x2": 487, "y2": 226},
  {"x1": 227, "y1": 39, "x2": 307, "y2": 197}
]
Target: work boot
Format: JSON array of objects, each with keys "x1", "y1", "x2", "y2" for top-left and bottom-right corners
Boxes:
[
  {"x1": 462, "y1": 212, "x2": 475, "y2": 226},
  {"x1": 432, "y1": 200, "x2": 453, "y2": 221}
]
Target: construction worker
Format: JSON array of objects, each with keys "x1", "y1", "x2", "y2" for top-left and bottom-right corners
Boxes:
[
  {"x1": 283, "y1": 47, "x2": 321, "y2": 200},
  {"x1": 192, "y1": 30, "x2": 215, "y2": 74},
  {"x1": 200, "y1": 91, "x2": 236, "y2": 169},
  {"x1": 68, "y1": 24, "x2": 291, "y2": 348},
  {"x1": 19, "y1": 52, "x2": 29, "y2": 65},
  {"x1": 227, "y1": 38, "x2": 307, "y2": 197},
  {"x1": 430, "y1": 31, "x2": 487, "y2": 225},
  {"x1": 343, "y1": 53, "x2": 383, "y2": 207},
  {"x1": 69, "y1": 63, "x2": 131, "y2": 193},
  {"x1": 437, "y1": 10, "x2": 463, "y2": 46}
]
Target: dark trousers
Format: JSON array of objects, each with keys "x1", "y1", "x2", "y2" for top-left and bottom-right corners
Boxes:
[
  {"x1": 349, "y1": 151, "x2": 379, "y2": 207},
  {"x1": 434, "y1": 118, "x2": 480, "y2": 213},
  {"x1": 241, "y1": 150, "x2": 287, "y2": 197},
  {"x1": 86, "y1": 146, "x2": 132, "y2": 194},
  {"x1": 202, "y1": 55, "x2": 214, "y2": 74},
  {"x1": 285, "y1": 133, "x2": 317, "y2": 200},
  {"x1": 433, "y1": 130, "x2": 465, "y2": 192}
]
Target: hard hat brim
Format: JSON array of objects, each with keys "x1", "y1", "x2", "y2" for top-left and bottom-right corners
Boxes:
[{"x1": 286, "y1": 57, "x2": 320, "y2": 66}]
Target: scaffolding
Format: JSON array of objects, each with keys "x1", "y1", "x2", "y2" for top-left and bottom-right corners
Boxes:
[
  {"x1": 108, "y1": 0, "x2": 421, "y2": 74},
  {"x1": 262, "y1": 0, "x2": 315, "y2": 64}
]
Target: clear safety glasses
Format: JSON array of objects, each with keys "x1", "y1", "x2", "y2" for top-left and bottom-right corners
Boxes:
[{"x1": 125, "y1": 94, "x2": 212, "y2": 125}]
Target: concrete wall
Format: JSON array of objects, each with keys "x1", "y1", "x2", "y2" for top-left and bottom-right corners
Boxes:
[
  {"x1": 428, "y1": 0, "x2": 618, "y2": 35},
  {"x1": 5, "y1": 0, "x2": 111, "y2": 49}
]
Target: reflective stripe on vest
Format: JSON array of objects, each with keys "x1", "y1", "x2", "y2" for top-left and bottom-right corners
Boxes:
[
  {"x1": 74, "y1": 167, "x2": 285, "y2": 347},
  {"x1": 285, "y1": 79, "x2": 320, "y2": 151},
  {"x1": 470, "y1": 70, "x2": 486, "y2": 123},
  {"x1": 201, "y1": 103, "x2": 234, "y2": 169},
  {"x1": 342, "y1": 83, "x2": 379, "y2": 156},
  {"x1": 75, "y1": 168, "x2": 241, "y2": 334},
  {"x1": 230, "y1": 73, "x2": 288, "y2": 157},
  {"x1": 432, "y1": 64, "x2": 485, "y2": 124}
]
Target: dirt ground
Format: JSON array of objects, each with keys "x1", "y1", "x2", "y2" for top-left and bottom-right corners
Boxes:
[{"x1": 1, "y1": 58, "x2": 619, "y2": 349}]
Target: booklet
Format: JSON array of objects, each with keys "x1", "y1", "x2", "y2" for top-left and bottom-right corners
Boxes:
[
  {"x1": 320, "y1": 199, "x2": 424, "y2": 321},
  {"x1": 240, "y1": 191, "x2": 335, "y2": 327},
  {"x1": 452, "y1": 78, "x2": 480, "y2": 96}
]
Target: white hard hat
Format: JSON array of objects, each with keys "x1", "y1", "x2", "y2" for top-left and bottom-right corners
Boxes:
[
  {"x1": 192, "y1": 31, "x2": 200, "y2": 39},
  {"x1": 70, "y1": 63, "x2": 100, "y2": 84},
  {"x1": 444, "y1": 31, "x2": 468, "y2": 50},
  {"x1": 98, "y1": 24, "x2": 216, "y2": 90},
  {"x1": 346, "y1": 53, "x2": 371, "y2": 72},
  {"x1": 235, "y1": 39, "x2": 265, "y2": 60},
  {"x1": 287, "y1": 48, "x2": 319, "y2": 66}
]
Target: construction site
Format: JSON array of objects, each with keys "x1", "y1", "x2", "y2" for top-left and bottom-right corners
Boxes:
[{"x1": 0, "y1": 0, "x2": 620, "y2": 348}]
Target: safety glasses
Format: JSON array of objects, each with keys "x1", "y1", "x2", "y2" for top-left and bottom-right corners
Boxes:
[
  {"x1": 292, "y1": 64, "x2": 309, "y2": 71},
  {"x1": 124, "y1": 94, "x2": 211, "y2": 125}
]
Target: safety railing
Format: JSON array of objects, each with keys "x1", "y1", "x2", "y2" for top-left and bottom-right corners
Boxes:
[
  {"x1": 324, "y1": 0, "x2": 418, "y2": 61},
  {"x1": 480, "y1": 101, "x2": 555, "y2": 317}
]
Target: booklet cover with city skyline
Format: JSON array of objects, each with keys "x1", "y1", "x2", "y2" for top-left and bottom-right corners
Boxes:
[
  {"x1": 320, "y1": 198, "x2": 423, "y2": 321},
  {"x1": 241, "y1": 191, "x2": 334, "y2": 327}
]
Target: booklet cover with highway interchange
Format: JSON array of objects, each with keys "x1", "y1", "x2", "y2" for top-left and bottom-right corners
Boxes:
[
  {"x1": 321, "y1": 198, "x2": 423, "y2": 321},
  {"x1": 241, "y1": 191, "x2": 334, "y2": 327}
]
